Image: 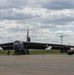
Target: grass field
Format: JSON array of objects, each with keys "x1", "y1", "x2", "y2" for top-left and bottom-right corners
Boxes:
[{"x1": 0, "y1": 50, "x2": 61, "y2": 55}]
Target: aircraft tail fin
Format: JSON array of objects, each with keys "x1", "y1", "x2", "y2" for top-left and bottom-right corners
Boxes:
[{"x1": 26, "y1": 30, "x2": 31, "y2": 42}]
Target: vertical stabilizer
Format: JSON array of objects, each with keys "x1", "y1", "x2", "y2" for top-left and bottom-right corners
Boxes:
[{"x1": 26, "y1": 30, "x2": 30, "y2": 42}]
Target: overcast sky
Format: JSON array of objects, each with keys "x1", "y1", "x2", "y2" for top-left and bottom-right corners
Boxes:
[{"x1": 0, "y1": 0, "x2": 74, "y2": 45}]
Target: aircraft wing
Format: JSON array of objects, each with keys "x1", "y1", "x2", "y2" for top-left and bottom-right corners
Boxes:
[
  {"x1": 0, "y1": 42, "x2": 13, "y2": 50},
  {"x1": 0, "y1": 41, "x2": 74, "y2": 50},
  {"x1": 24, "y1": 42, "x2": 74, "y2": 49}
]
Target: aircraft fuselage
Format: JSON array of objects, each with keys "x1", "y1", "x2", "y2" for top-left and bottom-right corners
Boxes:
[{"x1": 13, "y1": 41, "x2": 29, "y2": 55}]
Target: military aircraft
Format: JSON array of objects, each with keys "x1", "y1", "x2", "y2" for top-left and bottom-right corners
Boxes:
[{"x1": 0, "y1": 30, "x2": 74, "y2": 55}]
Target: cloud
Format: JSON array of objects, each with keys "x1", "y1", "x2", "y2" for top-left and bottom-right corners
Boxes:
[
  {"x1": 42, "y1": 0, "x2": 74, "y2": 10},
  {"x1": 35, "y1": 9, "x2": 74, "y2": 25},
  {"x1": 0, "y1": 0, "x2": 74, "y2": 10},
  {"x1": 0, "y1": 0, "x2": 74, "y2": 45},
  {"x1": 0, "y1": 0, "x2": 27, "y2": 9},
  {"x1": 0, "y1": 0, "x2": 41, "y2": 9},
  {"x1": 0, "y1": 8, "x2": 39, "y2": 20},
  {"x1": 0, "y1": 0, "x2": 74, "y2": 24}
]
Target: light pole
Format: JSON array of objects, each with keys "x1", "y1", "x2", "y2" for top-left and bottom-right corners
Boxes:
[{"x1": 60, "y1": 35, "x2": 63, "y2": 45}]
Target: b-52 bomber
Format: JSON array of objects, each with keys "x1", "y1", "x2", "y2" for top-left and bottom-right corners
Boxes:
[{"x1": 0, "y1": 30, "x2": 74, "y2": 55}]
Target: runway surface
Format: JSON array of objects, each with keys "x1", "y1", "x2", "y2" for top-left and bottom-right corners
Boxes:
[{"x1": 0, "y1": 55, "x2": 74, "y2": 75}]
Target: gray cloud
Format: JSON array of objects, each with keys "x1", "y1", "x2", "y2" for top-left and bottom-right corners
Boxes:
[
  {"x1": 0, "y1": 9, "x2": 39, "y2": 20},
  {"x1": 40, "y1": 15, "x2": 74, "y2": 25},
  {"x1": 0, "y1": 0, "x2": 27, "y2": 9},
  {"x1": 0, "y1": 0, "x2": 74, "y2": 10},
  {"x1": 42, "y1": 0, "x2": 74, "y2": 10},
  {"x1": 0, "y1": 0, "x2": 40, "y2": 9}
]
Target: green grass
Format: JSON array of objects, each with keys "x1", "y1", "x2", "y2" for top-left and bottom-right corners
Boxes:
[
  {"x1": 0, "y1": 50, "x2": 14, "y2": 55},
  {"x1": 29, "y1": 50, "x2": 60, "y2": 55},
  {"x1": 0, "y1": 50, "x2": 61, "y2": 55}
]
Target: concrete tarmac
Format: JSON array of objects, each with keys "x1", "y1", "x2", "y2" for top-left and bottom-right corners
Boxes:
[{"x1": 0, "y1": 55, "x2": 74, "y2": 75}]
